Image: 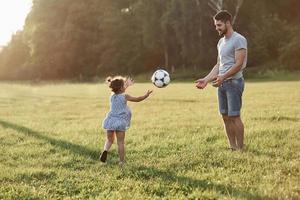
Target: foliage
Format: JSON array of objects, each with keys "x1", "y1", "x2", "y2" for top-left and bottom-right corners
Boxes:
[{"x1": 0, "y1": 0, "x2": 300, "y2": 80}]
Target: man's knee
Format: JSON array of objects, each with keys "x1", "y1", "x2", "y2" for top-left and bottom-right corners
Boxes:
[
  {"x1": 222, "y1": 115, "x2": 232, "y2": 122},
  {"x1": 230, "y1": 116, "x2": 241, "y2": 123},
  {"x1": 223, "y1": 115, "x2": 241, "y2": 124}
]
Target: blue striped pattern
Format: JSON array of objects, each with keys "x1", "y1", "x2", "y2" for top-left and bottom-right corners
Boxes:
[{"x1": 102, "y1": 94, "x2": 131, "y2": 131}]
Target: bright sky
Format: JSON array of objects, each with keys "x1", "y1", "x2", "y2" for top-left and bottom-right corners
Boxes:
[{"x1": 0, "y1": 0, "x2": 32, "y2": 46}]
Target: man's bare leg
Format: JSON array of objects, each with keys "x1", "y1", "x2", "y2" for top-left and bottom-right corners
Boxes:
[{"x1": 222, "y1": 115, "x2": 237, "y2": 150}]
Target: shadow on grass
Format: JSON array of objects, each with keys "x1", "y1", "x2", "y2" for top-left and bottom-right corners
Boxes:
[
  {"x1": 128, "y1": 165, "x2": 270, "y2": 199},
  {"x1": 0, "y1": 119, "x2": 99, "y2": 160}
]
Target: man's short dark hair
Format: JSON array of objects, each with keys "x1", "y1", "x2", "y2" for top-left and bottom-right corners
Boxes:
[{"x1": 214, "y1": 10, "x2": 232, "y2": 23}]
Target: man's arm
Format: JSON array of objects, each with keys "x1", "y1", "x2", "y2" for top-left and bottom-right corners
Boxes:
[
  {"x1": 204, "y1": 63, "x2": 219, "y2": 82},
  {"x1": 195, "y1": 57, "x2": 219, "y2": 89},
  {"x1": 222, "y1": 49, "x2": 246, "y2": 80}
]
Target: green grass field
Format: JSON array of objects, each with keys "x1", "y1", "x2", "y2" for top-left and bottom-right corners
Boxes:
[{"x1": 0, "y1": 81, "x2": 299, "y2": 199}]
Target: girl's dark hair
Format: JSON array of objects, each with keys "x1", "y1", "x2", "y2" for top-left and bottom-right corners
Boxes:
[
  {"x1": 214, "y1": 10, "x2": 232, "y2": 23},
  {"x1": 106, "y1": 76, "x2": 125, "y2": 93}
]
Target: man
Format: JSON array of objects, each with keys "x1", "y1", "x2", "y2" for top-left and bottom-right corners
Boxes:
[{"x1": 196, "y1": 10, "x2": 247, "y2": 151}]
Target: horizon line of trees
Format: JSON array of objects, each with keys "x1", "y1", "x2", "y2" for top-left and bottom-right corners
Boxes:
[{"x1": 0, "y1": 0, "x2": 300, "y2": 80}]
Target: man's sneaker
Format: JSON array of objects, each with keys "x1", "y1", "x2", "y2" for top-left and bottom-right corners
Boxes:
[{"x1": 99, "y1": 150, "x2": 108, "y2": 162}]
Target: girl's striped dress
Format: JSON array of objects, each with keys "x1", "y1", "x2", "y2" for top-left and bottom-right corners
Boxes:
[{"x1": 102, "y1": 93, "x2": 131, "y2": 131}]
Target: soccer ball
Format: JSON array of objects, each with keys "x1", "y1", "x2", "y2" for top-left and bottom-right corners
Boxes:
[{"x1": 151, "y1": 69, "x2": 170, "y2": 88}]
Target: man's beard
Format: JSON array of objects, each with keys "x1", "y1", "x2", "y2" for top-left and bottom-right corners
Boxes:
[{"x1": 218, "y1": 27, "x2": 228, "y2": 36}]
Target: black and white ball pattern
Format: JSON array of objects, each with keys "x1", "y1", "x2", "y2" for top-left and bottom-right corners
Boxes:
[{"x1": 151, "y1": 69, "x2": 170, "y2": 88}]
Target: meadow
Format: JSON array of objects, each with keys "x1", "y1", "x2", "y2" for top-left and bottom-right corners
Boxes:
[{"x1": 0, "y1": 81, "x2": 299, "y2": 199}]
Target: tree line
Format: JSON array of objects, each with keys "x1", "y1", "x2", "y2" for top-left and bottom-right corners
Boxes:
[{"x1": 0, "y1": 0, "x2": 299, "y2": 80}]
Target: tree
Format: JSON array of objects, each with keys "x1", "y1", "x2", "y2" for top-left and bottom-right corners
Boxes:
[{"x1": 0, "y1": 31, "x2": 30, "y2": 80}]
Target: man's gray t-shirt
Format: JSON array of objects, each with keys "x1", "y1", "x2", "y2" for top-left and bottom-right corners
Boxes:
[{"x1": 217, "y1": 31, "x2": 247, "y2": 79}]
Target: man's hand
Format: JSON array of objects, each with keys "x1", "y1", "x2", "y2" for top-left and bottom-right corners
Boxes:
[
  {"x1": 212, "y1": 75, "x2": 225, "y2": 87},
  {"x1": 195, "y1": 78, "x2": 208, "y2": 89}
]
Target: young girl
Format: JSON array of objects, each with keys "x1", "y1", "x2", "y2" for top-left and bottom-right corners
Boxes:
[{"x1": 100, "y1": 76, "x2": 152, "y2": 167}]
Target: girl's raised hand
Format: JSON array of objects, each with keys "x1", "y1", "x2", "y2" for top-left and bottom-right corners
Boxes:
[
  {"x1": 145, "y1": 90, "x2": 153, "y2": 97},
  {"x1": 125, "y1": 77, "x2": 134, "y2": 88}
]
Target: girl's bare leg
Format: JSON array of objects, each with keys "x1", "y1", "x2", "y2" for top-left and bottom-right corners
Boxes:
[{"x1": 116, "y1": 131, "x2": 125, "y2": 164}]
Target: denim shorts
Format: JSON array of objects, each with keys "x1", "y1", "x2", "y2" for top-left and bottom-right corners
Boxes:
[{"x1": 217, "y1": 77, "x2": 245, "y2": 116}]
